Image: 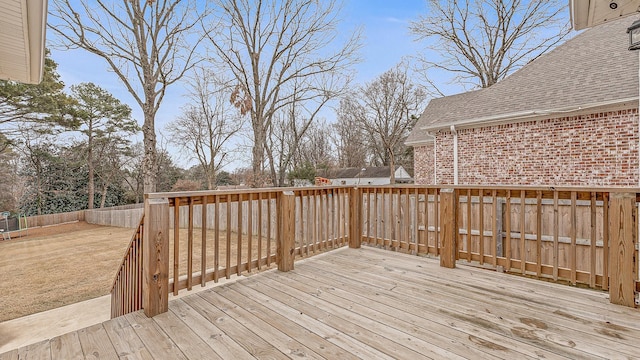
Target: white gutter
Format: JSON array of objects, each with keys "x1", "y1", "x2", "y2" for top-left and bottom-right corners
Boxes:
[
  {"x1": 405, "y1": 138, "x2": 432, "y2": 146},
  {"x1": 420, "y1": 98, "x2": 638, "y2": 132},
  {"x1": 450, "y1": 125, "x2": 458, "y2": 185}
]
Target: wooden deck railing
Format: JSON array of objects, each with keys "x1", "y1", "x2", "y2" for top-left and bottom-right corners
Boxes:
[
  {"x1": 111, "y1": 185, "x2": 639, "y2": 318},
  {"x1": 111, "y1": 187, "x2": 355, "y2": 318},
  {"x1": 110, "y1": 215, "x2": 144, "y2": 318},
  {"x1": 164, "y1": 187, "x2": 351, "y2": 295},
  {"x1": 358, "y1": 186, "x2": 639, "y2": 307}
]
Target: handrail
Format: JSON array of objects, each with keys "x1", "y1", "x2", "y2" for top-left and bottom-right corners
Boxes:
[{"x1": 110, "y1": 214, "x2": 144, "y2": 318}]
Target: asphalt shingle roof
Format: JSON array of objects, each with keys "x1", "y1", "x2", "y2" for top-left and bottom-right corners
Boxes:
[
  {"x1": 406, "y1": 15, "x2": 640, "y2": 145},
  {"x1": 326, "y1": 166, "x2": 407, "y2": 179}
]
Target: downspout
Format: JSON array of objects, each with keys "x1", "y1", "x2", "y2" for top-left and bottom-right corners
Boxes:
[
  {"x1": 426, "y1": 132, "x2": 437, "y2": 184},
  {"x1": 450, "y1": 125, "x2": 459, "y2": 185}
]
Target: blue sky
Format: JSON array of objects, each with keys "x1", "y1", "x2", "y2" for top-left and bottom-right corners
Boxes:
[{"x1": 341, "y1": 0, "x2": 427, "y2": 83}]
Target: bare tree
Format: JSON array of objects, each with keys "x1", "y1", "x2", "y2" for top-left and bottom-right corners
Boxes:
[
  {"x1": 410, "y1": 0, "x2": 570, "y2": 91},
  {"x1": 346, "y1": 64, "x2": 426, "y2": 184},
  {"x1": 332, "y1": 98, "x2": 368, "y2": 169},
  {"x1": 206, "y1": 0, "x2": 360, "y2": 187},
  {"x1": 50, "y1": 0, "x2": 204, "y2": 193},
  {"x1": 166, "y1": 68, "x2": 243, "y2": 190},
  {"x1": 265, "y1": 106, "x2": 299, "y2": 187},
  {"x1": 296, "y1": 120, "x2": 335, "y2": 172},
  {"x1": 265, "y1": 79, "x2": 334, "y2": 186}
]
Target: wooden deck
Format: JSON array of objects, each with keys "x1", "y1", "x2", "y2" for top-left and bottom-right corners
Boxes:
[{"x1": 3, "y1": 246, "x2": 640, "y2": 359}]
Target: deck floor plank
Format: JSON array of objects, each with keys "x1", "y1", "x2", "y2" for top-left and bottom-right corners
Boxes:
[
  {"x1": 318, "y1": 249, "x2": 640, "y2": 358},
  {"x1": 183, "y1": 292, "x2": 289, "y2": 359},
  {"x1": 215, "y1": 284, "x2": 361, "y2": 360},
  {"x1": 268, "y1": 264, "x2": 536, "y2": 360},
  {"x1": 124, "y1": 311, "x2": 187, "y2": 360},
  {"x1": 151, "y1": 308, "x2": 224, "y2": 360},
  {"x1": 4, "y1": 247, "x2": 640, "y2": 360},
  {"x1": 230, "y1": 281, "x2": 394, "y2": 360},
  {"x1": 335, "y1": 248, "x2": 640, "y2": 331},
  {"x1": 290, "y1": 266, "x2": 567, "y2": 360},
  {"x1": 240, "y1": 276, "x2": 437, "y2": 359},
  {"x1": 102, "y1": 315, "x2": 153, "y2": 360},
  {"x1": 360, "y1": 248, "x2": 631, "y2": 318},
  {"x1": 16, "y1": 340, "x2": 50, "y2": 360},
  {"x1": 316, "y1": 249, "x2": 637, "y2": 358},
  {"x1": 306, "y1": 251, "x2": 608, "y2": 359},
  {"x1": 169, "y1": 299, "x2": 255, "y2": 360},
  {"x1": 50, "y1": 332, "x2": 82, "y2": 360},
  {"x1": 253, "y1": 274, "x2": 473, "y2": 360},
  {"x1": 76, "y1": 324, "x2": 118, "y2": 360},
  {"x1": 200, "y1": 285, "x2": 329, "y2": 359},
  {"x1": 346, "y1": 249, "x2": 640, "y2": 337},
  {"x1": 0, "y1": 349, "x2": 17, "y2": 360}
]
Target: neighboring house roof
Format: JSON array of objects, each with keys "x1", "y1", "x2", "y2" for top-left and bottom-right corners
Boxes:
[
  {"x1": 327, "y1": 166, "x2": 410, "y2": 179},
  {"x1": 406, "y1": 14, "x2": 639, "y2": 145},
  {"x1": 0, "y1": 0, "x2": 48, "y2": 84}
]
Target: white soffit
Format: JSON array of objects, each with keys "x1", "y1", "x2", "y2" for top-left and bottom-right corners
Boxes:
[
  {"x1": 0, "y1": 0, "x2": 48, "y2": 84},
  {"x1": 571, "y1": 0, "x2": 640, "y2": 30}
]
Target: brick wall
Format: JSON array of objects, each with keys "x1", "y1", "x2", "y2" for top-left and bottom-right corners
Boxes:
[
  {"x1": 414, "y1": 109, "x2": 639, "y2": 186},
  {"x1": 413, "y1": 145, "x2": 434, "y2": 184}
]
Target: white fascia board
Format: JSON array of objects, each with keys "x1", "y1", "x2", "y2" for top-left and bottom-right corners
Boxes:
[
  {"x1": 26, "y1": 0, "x2": 47, "y2": 84},
  {"x1": 420, "y1": 98, "x2": 638, "y2": 132}
]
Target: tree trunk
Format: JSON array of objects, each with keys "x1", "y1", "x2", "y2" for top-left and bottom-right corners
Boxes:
[
  {"x1": 142, "y1": 109, "x2": 157, "y2": 194},
  {"x1": 389, "y1": 149, "x2": 396, "y2": 185},
  {"x1": 251, "y1": 127, "x2": 266, "y2": 187},
  {"x1": 36, "y1": 163, "x2": 42, "y2": 216},
  {"x1": 206, "y1": 166, "x2": 217, "y2": 190},
  {"x1": 87, "y1": 131, "x2": 94, "y2": 209},
  {"x1": 100, "y1": 184, "x2": 108, "y2": 208}
]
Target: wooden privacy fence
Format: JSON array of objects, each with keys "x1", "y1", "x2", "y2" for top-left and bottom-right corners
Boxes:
[
  {"x1": 112, "y1": 185, "x2": 639, "y2": 318},
  {"x1": 25, "y1": 210, "x2": 85, "y2": 227},
  {"x1": 85, "y1": 204, "x2": 144, "y2": 228}
]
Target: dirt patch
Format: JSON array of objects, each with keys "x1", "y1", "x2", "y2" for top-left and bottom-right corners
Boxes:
[{"x1": 0, "y1": 222, "x2": 133, "y2": 322}]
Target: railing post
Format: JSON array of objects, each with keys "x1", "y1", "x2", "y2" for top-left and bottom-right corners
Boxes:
[
  {"x1": 608, "y1": 192, "x2": 637, "y2": 308},
  {"x1": 349, "y1": 187, "x2": 362, "y2": 248},
  {"x1": 440, "y1": 188, "x2": 458, "y2": 269},
  {"x1": 277, "y1": 190, "x2": 295, "y2": 272},
  {"x1": 142, "y1": 196, "x2": 170, "y2": 317}
]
